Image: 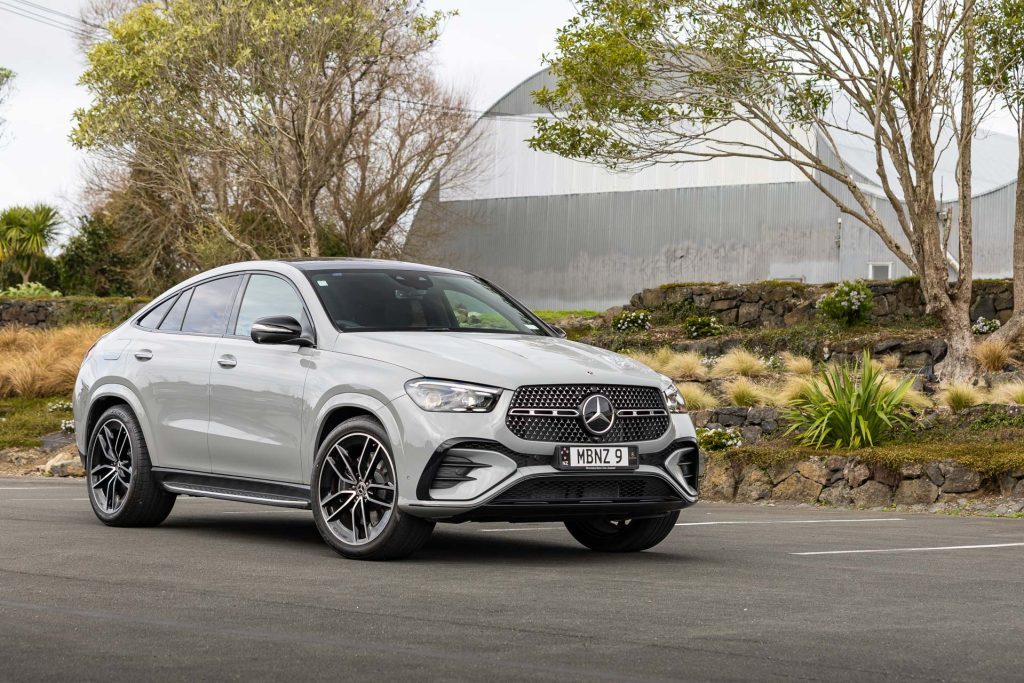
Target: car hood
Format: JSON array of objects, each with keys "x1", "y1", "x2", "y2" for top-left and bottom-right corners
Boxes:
[{"x1": 333, "y1": 332, "x2": 663, "y2": 389}]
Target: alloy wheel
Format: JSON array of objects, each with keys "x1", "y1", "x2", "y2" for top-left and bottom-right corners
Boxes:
[
  {"x1": 318, "y1": 432, "x2": 397, "y2": 546},
  {"x1": 90, "y1": 418, "x2": 133, "y2": 513}
]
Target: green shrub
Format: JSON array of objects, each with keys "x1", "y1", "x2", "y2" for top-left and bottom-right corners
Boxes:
[
  {"x1": 684, "y1": 314, "x2": 725, "y2": 339},
  {"x1": 0, "y1": 282, "x2": 61, "y2": 299},
  {"x1": 697, "y1": 427, "x2": 743, "y2": 451},
  {"x1": 783, "y1": 350, "x2": 912, "y2": 448},
  {"x1": 817, "y1": 280, "x2": 873, "y2": 325},
  {"x1": 612, "y1": 309, "x2": 651, "y2": 332}
]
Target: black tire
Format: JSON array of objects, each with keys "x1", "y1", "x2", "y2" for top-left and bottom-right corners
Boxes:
[
  {"x1": 86, "y1": 404, "x2": 176, "y2": 527},
  {"x1": 564, "y1": 511, "x2": 680, "y2": 552},
  {"x1": 312, "y1": 417, "x2": 434, "y2": 561}
]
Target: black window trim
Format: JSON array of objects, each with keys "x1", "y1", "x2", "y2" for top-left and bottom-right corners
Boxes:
[{"x1": 130, "y1": 273, "x2": 244, "y2": 339}]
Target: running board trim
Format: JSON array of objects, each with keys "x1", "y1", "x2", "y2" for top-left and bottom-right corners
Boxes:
[
  {"x1": 161, "y1": 482, "x2": 311, "y2": 509},
  {"x1": 152, "y1": 468, "x2": 312, "y2": 509}
]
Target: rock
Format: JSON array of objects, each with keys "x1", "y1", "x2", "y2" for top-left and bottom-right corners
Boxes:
[
  {"x1": 41, "y1": 453, "x2": 84, "y2": 478},
  {"x1": 925, "y1": 463, "x2": 944, "y2": 486},
  {"x1": 717, "y1": 408, "x2": 749, "y2": 427},
  {"x1": 641, "y1": 287, "x2": 665, "y2": 308},
  {"x1": 819, "y1": 482, "x2": 853, "y2": 507},
  {"x1": 702, "y1": 461, "x2": 737, "y2": 501},
  {"x1": 735, "y1": 466, "x2": 773, "y2": 502},
  {"x1": 768, "y1": 461, "x2": 798, "y2": 485},
  {"x1": 1013, "y1": 480, "x2": 1024, "y2": 500},
  {"x1": 740, "y1": 425, "x2": 763, "y2": 444},
  {"x1": 872, "y1": 464, "x2": 901, "y2": 488},
  {"x1": 902, "y1": 352, "x2": 931, "y2": 369},
  {"x1": 940, "y1": 463, "x2": 982, "y2": 493},
  {"x1": 41, "y1": 431, "x2": 74, "y2": 453},
  {"x1": 844, "y1": 461, "x2": 871, "y2": 488},
  {"x1": 850, "y1": 481, "x2": 893, "y2": 508},
  {"x1": 797, "y1": 459, "x2": 830, "y2": 486},
  {"x1": 971, "y1": 294, "x2": 997, "y2": 321},
  {"x1": 691, "y1": 409, "x2": 713, "y2": 428},
  {"x1": 737, "y1": 302, "x2": 762, "y2": 325},
  {"x1": 899, "y1": 463, "x2": 924, "y2": 479},
  {"x1": 873, "y1": 338, "x2": 903, "y2": 354},
  {"x1": 825, "y1": 455, "x2": 848, "y2": 472},
  {"x1": 772, "y1": 474, "x2": 823, "y2": 503},
  {"x1": 894, "y1": 478, "x2": 940, "y2": 505},
  {"x1": 998, "y1": 475, "x2": 1017, "y2": 497}
]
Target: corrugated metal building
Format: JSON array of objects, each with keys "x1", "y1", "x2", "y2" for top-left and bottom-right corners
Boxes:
[{"x1": 404, "y1": 68, "x2": 1020, "y2": 311}]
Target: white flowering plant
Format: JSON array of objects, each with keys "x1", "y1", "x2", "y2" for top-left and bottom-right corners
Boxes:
[
  {"x1": 972, "y1": 317, "x2": 1001, "y2": 335},
  {"x1": 48, "y1": 400, "x2": 73, "y2": 413},
  {"x1": 817, "y1": 280, "x2": 874, "y2": 325},
  {"x1": 613, "y1": 309, "x2": 652, "y2": 333},
  {"x1": 60, "y1": 420, "x2": 75, "y2": 434},
  {"x1": 697, "y1": 426, "x2": 743, "y2": 451},
  {"x1": 684, "y1": 315, "x2": 725, "y2": 339}
]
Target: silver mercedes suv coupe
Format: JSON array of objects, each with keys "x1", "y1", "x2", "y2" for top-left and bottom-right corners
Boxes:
[{"x1": 74, "y1": 259, "x2": 700, "y2": 560}]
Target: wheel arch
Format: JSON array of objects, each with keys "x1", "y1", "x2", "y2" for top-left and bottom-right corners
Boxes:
[
  {"x1": 308, "y1": 393, "x2": 402, "y2": 484},
  {"x1": 84, "y1": 384, "x2": 156, "y2": 463}
]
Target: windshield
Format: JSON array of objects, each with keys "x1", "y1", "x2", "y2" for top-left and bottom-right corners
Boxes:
[{"x1": 304, "y1": 269, "x2": 548, "y2": 335}]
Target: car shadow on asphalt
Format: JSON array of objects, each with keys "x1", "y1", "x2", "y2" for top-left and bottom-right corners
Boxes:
[{"x1": 157, "y1": 513, "x2": 697, "y2": 565}]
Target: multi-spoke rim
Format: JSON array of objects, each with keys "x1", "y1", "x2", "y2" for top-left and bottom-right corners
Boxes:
[
  {"x1": 318, "y1": 432, "x2": 397, "y2": 546},
  {"x1": 89, "y1": 418, "x2": 132, "y2": 514}
]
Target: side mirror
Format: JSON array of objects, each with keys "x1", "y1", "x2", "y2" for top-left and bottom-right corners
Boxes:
[
  {"x1": 548, "y1": 324, "x2": 567, "y2": 338},
  {"x1": 251, "y1": 315, "x2": 314, "y2": 347}
]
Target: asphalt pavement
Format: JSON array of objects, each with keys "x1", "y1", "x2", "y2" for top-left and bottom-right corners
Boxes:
[{"x1": 1, "y1": 477, "x2": 1023, "y2": 681}]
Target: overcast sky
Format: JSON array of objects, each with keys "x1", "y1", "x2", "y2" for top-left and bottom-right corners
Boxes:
[{"x1": 0, "y1": 0, "x2": 576, "y2": 221}]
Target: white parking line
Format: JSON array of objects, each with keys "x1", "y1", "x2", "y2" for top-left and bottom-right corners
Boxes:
[
  {"x1": 678, "y1": 518, "x2": 905, "y2": 527},
  {"x1": 793, "y1": 542, "x2": 1024, "y2": 556},
  {"x1": 0, "y1": 486, "x2": 79, "y2": 490},
  {"x1": 475, "y1": 518, "x2": 906, "y2": 533}
]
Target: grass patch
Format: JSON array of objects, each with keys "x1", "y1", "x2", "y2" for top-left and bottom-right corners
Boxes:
[
  {"x1": 0, "y1": 397, "x2": 71, "y2": 449},
  {"x1": 0, "y1": 325, "x2": 108, "y2": 398},
  {"x1": 532, "y1": 310, "x2": 601, "y2": 322}
]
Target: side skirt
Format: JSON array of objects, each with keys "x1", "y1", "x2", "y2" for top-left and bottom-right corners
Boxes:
[{"x1": 152, "y1": 468, "x2": 312, "y2": 509}]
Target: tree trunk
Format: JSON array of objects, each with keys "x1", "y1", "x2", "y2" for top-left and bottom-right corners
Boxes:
[
  {"x1": 991, "y1": 121, "x2": 1024, "y2": 345},
  {"x1": 20, "y1": 264, "x2": 31, "y2": 284},
  {"x1": 934, "y1": 301, "x2": 976, "y2": 382}
]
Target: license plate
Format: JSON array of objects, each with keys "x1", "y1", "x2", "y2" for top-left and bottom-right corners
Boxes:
[{"x1": 556, "y1": 445, "x2": 638, "y2": 470}]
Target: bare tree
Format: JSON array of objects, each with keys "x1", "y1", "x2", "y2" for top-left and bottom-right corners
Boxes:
[
  {"x1": 530, "y1": 0, "x2": 1024, "y2": 380},
  {"x1": 74, "y1": 0, "x2": 475, "y2": 262},
  {"x1": 0, "y1": 67, "x2": 14, "y2": 141}
]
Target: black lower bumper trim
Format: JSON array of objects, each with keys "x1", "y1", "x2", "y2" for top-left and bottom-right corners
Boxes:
[{"x1": 441, "y1": 500, "x2": 692, "y2": 523}]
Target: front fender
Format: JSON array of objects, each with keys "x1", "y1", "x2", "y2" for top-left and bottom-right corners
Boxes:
[{"x1": 305, "y1": 392, "x2": 405, "y2": 487}]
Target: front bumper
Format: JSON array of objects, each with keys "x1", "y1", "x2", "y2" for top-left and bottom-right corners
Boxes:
[{"x1": 386, "y1": 393, "x2": 700, "y2": 522}]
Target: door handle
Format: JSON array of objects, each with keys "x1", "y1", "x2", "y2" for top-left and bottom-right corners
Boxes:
[
  {"x1": 217, "y1": 355, "x2": 237, "y2": 368},
  {"x1": 134, "y1": 349, "x2": 153, "y2": 361}
]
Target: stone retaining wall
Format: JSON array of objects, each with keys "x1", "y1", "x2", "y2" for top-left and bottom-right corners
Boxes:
[
  {"x1": 0, "y1": 297, "x2": 147, "y2": 329},
  {"x1": 701, "y1": 455, "x2": 1024, "y2": 515},
  {"x1": 628, "y1": 279, "x2": 1013, "y2": 330}
]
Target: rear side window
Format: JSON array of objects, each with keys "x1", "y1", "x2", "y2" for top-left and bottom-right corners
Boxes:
[
  {"x1": 136, "y1": 296, "x2": 176, "y2": 329},
  {"x1": 181, "y1": 276, "x2": 241, "y2": 334},
  {"x1": 234, "y1": 274, "x2": 307, "y2": 337},
  {"x1": 159, "y1": 289, "x2": 192, "y2": 331}
]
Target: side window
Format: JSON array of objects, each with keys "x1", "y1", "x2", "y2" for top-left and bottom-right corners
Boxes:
[
  {"x1": 159, "y1": 290, "x2": 192, "y2": 331},
  {"x1": 444, "y1": 290, "x2": 516, "y2": 331},
  {"x1": 180, "y1": 276, "x2": 241, "y2": 335},
  {"x1": 234, "y1": 274, "x2": 307, "y2": 337},
  {"x1": 137, "y1": 296, "x2": 176, "y2": 329}
]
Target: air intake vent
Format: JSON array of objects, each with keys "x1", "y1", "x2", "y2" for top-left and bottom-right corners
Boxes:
[{"x1": 430, "y1": 454, "x2": 491, "y2": 490}]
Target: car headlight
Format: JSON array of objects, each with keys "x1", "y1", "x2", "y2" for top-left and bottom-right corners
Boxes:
[
  {"x1": 405, "y1": 379, "x2": 502, "y2": 413},
  {"x1": 660, "y1": 376, "x2": 687, "y2": 414}
]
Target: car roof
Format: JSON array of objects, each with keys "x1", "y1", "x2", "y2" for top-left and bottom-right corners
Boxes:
[{"x1": 273, "y1": 257, "x2": 466, "y2": 275}]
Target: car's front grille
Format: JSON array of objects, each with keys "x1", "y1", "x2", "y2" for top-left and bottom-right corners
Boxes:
[
  {"x1": 506, "y1": 384, "x2": 670, "y2": 443},
  {"x1": 492, "y1": 475, "x2": 679, "y2": 504}
]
